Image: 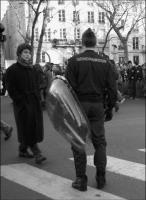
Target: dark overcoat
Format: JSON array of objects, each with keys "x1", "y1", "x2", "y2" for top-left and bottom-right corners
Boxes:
[{"x1": 5, "y1": 62, "x2": 44, "y2": 145}]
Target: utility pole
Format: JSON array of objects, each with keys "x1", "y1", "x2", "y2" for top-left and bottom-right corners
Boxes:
[{"x1": 0, "y1": 23, "x2": 7, "y2": 69}]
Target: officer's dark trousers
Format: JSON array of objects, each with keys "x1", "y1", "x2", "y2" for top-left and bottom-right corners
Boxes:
[{"x1": 71, "y1": 102, "x2": 107, "y2": 178}]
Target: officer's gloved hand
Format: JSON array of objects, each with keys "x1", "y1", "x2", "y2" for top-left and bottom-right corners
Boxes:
[{"x1": 104, "y1": 108, "x2": 113, "y2": 122}]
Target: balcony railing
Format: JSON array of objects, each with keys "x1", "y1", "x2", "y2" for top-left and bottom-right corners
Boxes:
[
  {"x1": 52, "y1": 39, "x2": 82, "y2": 47},
  {"x1": 98, "y1": 20, "x2": 105, "y2": 24},
  {"x1": 118, "y1": 45, "x2": 124, "y2": 50}
]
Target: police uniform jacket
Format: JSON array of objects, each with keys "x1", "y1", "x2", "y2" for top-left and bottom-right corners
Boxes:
[{"x1": 65, "y1": 50, "x2": 117, "y2": 109}]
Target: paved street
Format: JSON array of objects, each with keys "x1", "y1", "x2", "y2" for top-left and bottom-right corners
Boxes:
[{"x1": 1, "y1": 96, "x2": 145, "y2": 200}]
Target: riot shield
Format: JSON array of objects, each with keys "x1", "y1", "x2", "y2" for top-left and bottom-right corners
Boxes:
[{"x1": 45, "y1": 75, "x2": 90, "y2": 152}]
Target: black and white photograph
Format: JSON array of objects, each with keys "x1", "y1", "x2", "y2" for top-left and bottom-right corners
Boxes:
[{"x1": 0, "y1": 0, "x2": 145, "y2": 199}]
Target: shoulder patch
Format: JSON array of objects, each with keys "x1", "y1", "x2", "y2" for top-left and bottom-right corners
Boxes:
[{"x1": 76, "y1": 57, "x2": 107, "y2": 63}]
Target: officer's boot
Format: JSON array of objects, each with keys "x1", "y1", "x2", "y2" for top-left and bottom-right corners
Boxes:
[
  {"x1": 96, "y1": 170, "x2": 106, "y2": 189},
  {"x1": 72, "y1": 175, "x2": 87, "y2": 191},
  {"x1": 71, "y1": 146, "x2": 87, "y2": 191},
  {"x1": 94, "y1": 141, "x2": 107, "y2": 189}
]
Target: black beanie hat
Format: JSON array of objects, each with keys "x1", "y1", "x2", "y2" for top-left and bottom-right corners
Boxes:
[
  {"x1": 16, "y1": 43, "x2": 32, "y2": 56},
  {"x1": 82, "y1": 28, "x2": 96, "y2": 47}
]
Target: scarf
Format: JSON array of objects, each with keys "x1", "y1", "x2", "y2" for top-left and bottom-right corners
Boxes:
[{"x1": 17, "y1": 56, "x2": 33, "y2": 68}]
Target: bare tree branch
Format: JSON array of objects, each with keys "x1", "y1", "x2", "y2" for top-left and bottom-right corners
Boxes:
[
  {"x1": 127, "y1": 16, "x2": 146, "y2": 39},
  {"x1": 102, "y1": 26, "x2": 113, "y2": 53},
  {"x1": 24, "y1": 0, "x2": 36, "y2": 14}
]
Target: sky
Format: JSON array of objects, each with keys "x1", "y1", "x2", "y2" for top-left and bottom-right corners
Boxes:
[{"x1": 1, "y1": 0, "x2": 9, "y2": 20}]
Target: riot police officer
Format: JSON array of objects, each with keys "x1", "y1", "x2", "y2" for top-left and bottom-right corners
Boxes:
[{"x1": 65, "y1": 28, "x2": 117, "y2": 191}]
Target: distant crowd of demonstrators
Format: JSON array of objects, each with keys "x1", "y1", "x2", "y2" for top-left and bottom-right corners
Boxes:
[
  {"x1": 116, "y1": 61, "x2": 146, "y2": 99},
  {"x1": 33, "y1": 60, "x2": 146, "y2": 109},
  {"x1": 1, "y1": 59, "x2": 146, "y2": 108}
]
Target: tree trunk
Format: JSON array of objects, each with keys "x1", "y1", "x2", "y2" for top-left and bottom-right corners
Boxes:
[
  {"x1": 123, "y1": 40, "x2": 129, "y2": 63},
  {"x1": 35, "y1": 3, "x2": 49, "y2": 64},
  {"x1": 30, "y1": 0, "x2": 43, "y2": 61},
  {"x1": 35, "y1": 18, "x2": 45, "y2": 64},
  {"x1": 31, "y1": 13, "x2": 38, "y2": 60},
  {"x1": 102, "y1": 27, "x2": 112, "y2": 53},
  {"x1": 25, "y1": 5, "x2": 32, "y2": 43}
]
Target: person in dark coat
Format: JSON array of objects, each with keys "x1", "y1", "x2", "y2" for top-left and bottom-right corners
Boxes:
[
  {"x1": 65, "y1": 28, "x2": 117, "y2": 191},
  {"x1": 127, "y1": 60, "x2": 137, "y2": 99},
  {"x1": 135, "y1": 63, "x2": 143, "y2": 97},
  {"x1": 5, "y1": 43, "x2": 46, "y2": 164}
]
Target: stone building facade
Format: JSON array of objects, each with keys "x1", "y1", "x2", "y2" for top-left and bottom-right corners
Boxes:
[{"x1": 2, "y1": 0, "x2": 145, "y2": 65}]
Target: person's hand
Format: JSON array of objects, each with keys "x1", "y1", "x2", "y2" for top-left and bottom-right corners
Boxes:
[{"x1": 104, "y1": 109, "x2": 113, "y2": 122}]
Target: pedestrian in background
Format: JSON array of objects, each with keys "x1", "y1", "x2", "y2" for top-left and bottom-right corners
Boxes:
[
  {"x1": 52, "y1": 64, "x2": 63, "y2": 77},
  {"x1": 142, "y1": 63, "x2": 146, "y2": 97},
  {"x1": 43, "y1": 62, "x2": 53, "y2": 88},
  {"x1": 0, "y1": 120, "x2": 13, "y2": 141},
  {"x1": 65, "y1": 28, "x2": 117, "y2": 191},
  {"x1": 5, "y1": 43, "x2": 46, "y2": 164},
  {"x1": 120, "y1": 63, "x2": 129, "y2": 96},
  {"x1": 134, "y1": 62, "x2": 143, "y2": 98},
  {"x1": 109, "y1": 59, "x2": 125, "y2": 112},
  {"x1": 127, "y1": 60, "x2": 136, "y2": 99},
  {"x1": 34, "y1": 63, "x2": 48, "y2": 109}
]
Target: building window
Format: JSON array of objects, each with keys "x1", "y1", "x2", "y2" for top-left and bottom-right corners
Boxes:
[
  {"x1": 59, "y1": 10, "x2": 65, "y2": 22},
  {"x1": 33, "y1": 0, "x2": 38, "y2": 4},
  {"x1": 133, "y1": 24, "x2": 139, "y2": 32},
  {"x1": 47, "y1": 8, "x2": 53, "y2": 22},
  {"x1": 119, "y1": 57, "x2": 125, "y2": 64},
  {"x1": 133, "y1": 37, "x2": 139, "y2": 50},
  {"x1": 58, "y1": 0, "x2": 64, "y2": 4},
  {"x1": 44, "y1": 28, "x2": 51, "y2": 42},
  {"x1": 87, "y1": 0, "x2": 93, "y2": 6},
  {"x1": 73, "y1": 11, "x2": 80, "y2": 22},
  {"x1": 42, "y1": 52, "x2": 45, "y2": 63},
  {"x1": 118, "y1": 44, "x2": 124, "y2": 50},
  {"x1": 74, "y1": 28, "x2": 80, "y2": 40},
  {"x1": 72, "y1": 0, "x2": 79, "y2": 6},
  {"x1": 133, "y1": 56, "x2": 139, "y2": 64},
  {"x1": 60, "y1": 28, "x2": 66, "y2": 40},
  {"x1": 99, "y1": 12, "x2": 105, "y2": 23},
  {"x1": 88, "y1": 11, "x2": 94, "y2": 23},
  {"x1": 35, "y1": 28, "x2": 39, "y2": 41}
]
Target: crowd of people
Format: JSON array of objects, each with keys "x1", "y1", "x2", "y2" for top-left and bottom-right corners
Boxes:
[
  {"x1": 0, "y1": 28, "x2": 145, "y2": 192},
  {"x1": 116, "y1": 61, "x2": 146, "y2": 99}
]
